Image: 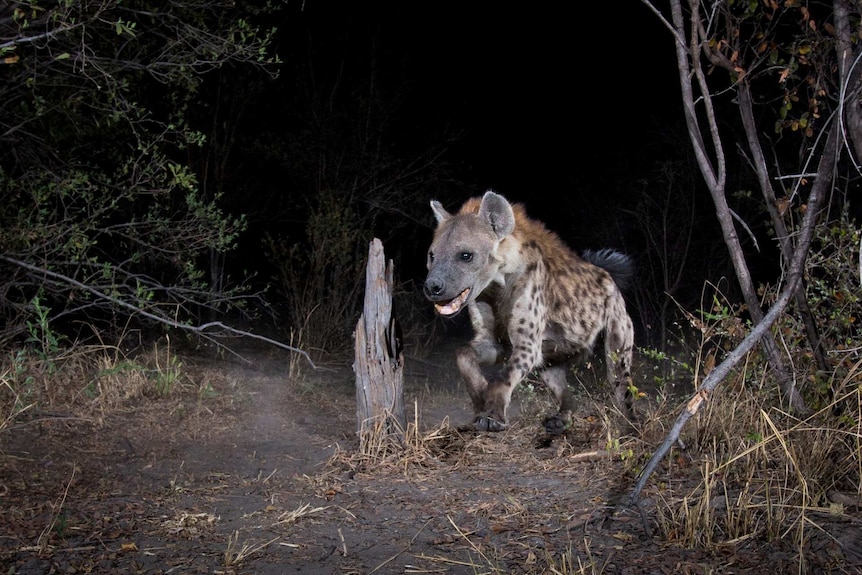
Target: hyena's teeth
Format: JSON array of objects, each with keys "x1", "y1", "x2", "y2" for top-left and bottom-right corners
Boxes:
[{"x1": 434, "y1": 288, "x2": 470, "y2": 316}]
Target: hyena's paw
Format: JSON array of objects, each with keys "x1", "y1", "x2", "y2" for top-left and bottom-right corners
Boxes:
[
  {"x1": 474, "y1": 412, "x2": 507, "y2": 432},
  {"x1": 543, "y1": 412, "x2": 572, "y2": 436}
]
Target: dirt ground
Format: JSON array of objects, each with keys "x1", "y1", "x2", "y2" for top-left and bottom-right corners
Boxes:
[{"x1": 1, "y1": 339, "x2": 859, "y2": 574}]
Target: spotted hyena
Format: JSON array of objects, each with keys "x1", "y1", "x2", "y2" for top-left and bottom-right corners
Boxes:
[{"x1": 424, "y1": 190, "x2": 636, "y2": 434}]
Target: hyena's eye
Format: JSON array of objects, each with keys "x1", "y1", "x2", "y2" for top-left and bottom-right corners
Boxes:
[
  {"x1": 459, "y1": 252, "x2": 473, "y2": 262},
  {"x1": 428, "y1": 251, "x2": 435, "y2": 263}
]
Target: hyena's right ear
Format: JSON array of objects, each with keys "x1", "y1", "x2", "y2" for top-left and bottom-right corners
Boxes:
[{"x1": 430, "y1": 200, "x2": 451, "y2": 224}]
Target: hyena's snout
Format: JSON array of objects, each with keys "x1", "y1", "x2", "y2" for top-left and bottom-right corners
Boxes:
[
  {"x1": 424, "y1": 270, "x2": 471, "y2": 317},
  {"x1": 423, "y1": 275, "x2": 445, "y2": 300}
]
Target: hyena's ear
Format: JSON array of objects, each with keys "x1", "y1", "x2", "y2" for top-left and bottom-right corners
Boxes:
[
  {"x1": 479, "y1": 191, "x2": 515, "y2": 238},
  {"x1": 430, "y1": 200, "x2": 451, "y2": 224}
]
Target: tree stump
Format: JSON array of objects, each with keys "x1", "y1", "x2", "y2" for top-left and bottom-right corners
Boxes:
[{"x1": 353, "y1": 238, "x2": 405, "y2": 437}]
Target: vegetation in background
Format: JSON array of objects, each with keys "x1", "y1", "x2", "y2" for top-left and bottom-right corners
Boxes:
[
  {"x1": 0, "y1": 1, "x2": 279, "y2": 347},
  {"x1": 625, "y1": 1, "x2": 862, "y2": 569}
]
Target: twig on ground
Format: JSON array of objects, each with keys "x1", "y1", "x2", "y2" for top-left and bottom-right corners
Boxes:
[
  {"x1": 38, "y1": 464, "x2": 77, "y2": 552},
  {"x1": 368, "y1": 518, "x2": 432, "y2": 574}
]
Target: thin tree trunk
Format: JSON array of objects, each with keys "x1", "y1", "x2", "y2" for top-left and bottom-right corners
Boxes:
[
  {"x1": 668, "y1": 0, "x2": 807, "y2": 412},
  {"x1": 835, "y1": 0, "x2": 862, "y2": 165},
  {"x1": 626, "y1": 115, "x2": 838, "y2": 510},
  {"x1": 354, "y1": 238, "x2": 405, "y2": 436},
  {"x1": 737, "y1": 85, "x2": 830, "y2": 375}
]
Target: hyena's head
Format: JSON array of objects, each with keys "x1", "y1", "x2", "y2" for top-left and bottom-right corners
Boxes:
[{"x1": 424, "y1": 190, "x2": 515, "y2": 317}]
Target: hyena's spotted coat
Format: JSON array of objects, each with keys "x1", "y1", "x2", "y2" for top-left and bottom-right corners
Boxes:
[{"x1": 424, "y1": 191, "x2": 636, "y2": 433}]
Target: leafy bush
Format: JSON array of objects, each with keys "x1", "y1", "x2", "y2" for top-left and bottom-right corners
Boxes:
[{"x1": 0, "y1": 1, "x2": 279, "y2": 347}]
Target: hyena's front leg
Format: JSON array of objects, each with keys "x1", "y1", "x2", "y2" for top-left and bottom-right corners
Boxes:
[
  {"x1": 456, "y1": 345, "x2": 489, "y2": 415},
  {"x1": 458, "y1": 301, "x2": 504, "y2": 422},
  {"x1": 474, "y1": 373, "x2": 513, "y2": 432},
  {"x1": 477, "y1": 290, "x2": 545, "y2": 432},
  {"x1": 478, "y1": 344, "x2": 540, "y2": 431}
]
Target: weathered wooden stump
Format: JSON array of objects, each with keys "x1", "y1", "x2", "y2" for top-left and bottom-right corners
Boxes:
[{"x1": 353, "y1": 238, "x2": 405, "y2": 437}]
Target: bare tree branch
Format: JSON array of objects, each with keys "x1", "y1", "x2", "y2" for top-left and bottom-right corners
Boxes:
[{"x1": 0, "y1": 255, "x2": 317, "y2": 369}]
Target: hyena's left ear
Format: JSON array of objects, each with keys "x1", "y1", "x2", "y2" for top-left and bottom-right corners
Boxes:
[
  {"x1": 479, "y1": 191, "x2": 515, "y2": 238},
  {"x1": 430, "y1": 200, "x2": 451, "y2": 224}
]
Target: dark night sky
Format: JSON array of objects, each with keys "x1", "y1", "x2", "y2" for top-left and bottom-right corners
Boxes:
[{"x1": 277, "y1": 1, "x2": 680, "y2": 205}]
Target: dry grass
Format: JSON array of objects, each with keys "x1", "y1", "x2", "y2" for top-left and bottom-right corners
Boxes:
[
  {"x1": 624, "y1": 268, "x2": 862, "y2": 572},
  {"x1": 347, "y1": 401, "x2": 472, "y2": 474},
  {"x1": 221, "y1": 530, "x2": 280, "y2": 568},
  {"x1": 271, "y1": 502, "x2": 329, "y2": 527},
  {"x1": 330, "y1": 392, "x2": 632, "y2": 484},
  {"x1": 651, "y1": 357, "x2": 862, "y2": 572},
  {"x1": 36, "y1": 464, "x2": 77, "y2": 553},
  {"x1": 286, "y1": 326, "x2": 306, "y2": 382},
  {"x1": 543, "y1": 539, "x2": 609, "y2": 575},
  {"x1": 0, "y1": 336, "x2": 196, "y2": 432},
  {"x1": 0, "y1": 356, "x2": 36, "y2": 434}
]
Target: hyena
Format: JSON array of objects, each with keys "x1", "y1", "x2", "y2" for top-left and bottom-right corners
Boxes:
[{"x1": 423, "y1": 190, "x2": 636, "y2": 434}]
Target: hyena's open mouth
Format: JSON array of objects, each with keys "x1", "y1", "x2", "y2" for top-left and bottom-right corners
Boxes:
[{"x1": 434, "y1": 288, "x2": 470, "y2": 316}]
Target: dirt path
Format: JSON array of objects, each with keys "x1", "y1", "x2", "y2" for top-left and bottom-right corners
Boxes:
[{"x1": 0, "y1": 346, "x2": 841, "y2": 574}]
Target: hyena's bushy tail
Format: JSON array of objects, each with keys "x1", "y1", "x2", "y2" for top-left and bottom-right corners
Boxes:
[{"x1": 581, "y1": 249, "x2": 635, "y2": 292}]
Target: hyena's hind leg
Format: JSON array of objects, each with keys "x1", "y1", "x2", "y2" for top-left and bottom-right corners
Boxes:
[
  {"x1": 540, "y1": 364, "x2": 577, "y2": 435},
  {"x1": 605, "y1": 300, "x2": 636, "y2": 424}
]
